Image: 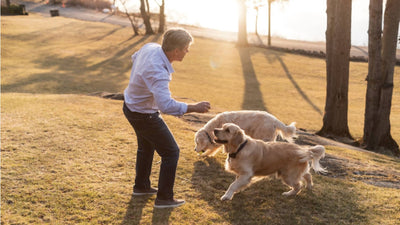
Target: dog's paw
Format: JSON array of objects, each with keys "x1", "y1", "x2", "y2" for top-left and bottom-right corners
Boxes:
[
  {"x1": 282, "y1": 190, "x2": 297, "y2": 196},
  {"x1": 199, "y1": 153, "x2": 208, "y2": 158},
  {"x1": 220, "y1": 194, "x2": 232, "y2": 201}
]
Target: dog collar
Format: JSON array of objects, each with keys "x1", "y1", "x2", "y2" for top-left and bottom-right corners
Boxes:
[
  {"x1": 229, "y1": 140, "x2": 248, "y2": 159},
  {"x1": 205, "y1": 131, "x2": 216, "y2": 144}
]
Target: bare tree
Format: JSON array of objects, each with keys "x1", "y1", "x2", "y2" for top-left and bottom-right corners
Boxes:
[
  {"x1": 154, "y1": 0, "x2": 165, "y2": 34},
  {"x1": 267, "y1": 0, "x2": 272, "y2": 46},
  {"x1": 140, "y1": 0, "x2": 155, "y2": 35},
  {"x1": 254, "y1": 3, "x2": 259, "y2": 35},
  {"x1": 363, "y1": 0, "x2": 400, "y2": 156},
  {"x1": 146, "y1": 0, "x2": 150, "y2": 14},
  {"x1": 250, "y1": 0, "x2": 265, "y2": 35},
  {"x1": 266, "y1": 0, "x2": 288, "y2": 46},
  {"x1": 317, "y1": 0, "x2": 353, "y2": 140},
  {"x1": 249, "y1": 0, "x2": 269, "y2": 36},
  {"x1": 237, "y1": 0, "x2": 248, "y2": 46},
  {"x1": 363, "y1": 0, "x2": 383, "y2": 150},
  {"x1": 119, "y1": 0, "x2": 139, "y2": 35}
]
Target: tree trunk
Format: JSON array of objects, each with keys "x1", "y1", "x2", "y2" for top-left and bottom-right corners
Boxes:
[
  {"x1": 237, "y1": 0, "x2": 248, "y2": 46},
  {"x1": 364, "y1": 0, "x2": 400, "y2": 156},
  {"x1": 145, "y1": 0, "x2": 150, "y2": 14},
  {"x1": 119, "y1": 0, "x2": 139, "y2": 35},
  {"x1": 268, "y1": 0, "x2": 271, "y2": 46},
  {"x1": 125, "y1": 12, "x2": 139, "y2": 36},
  {"x1": 363, "y1": 0, "x2": 383, "y2": 145},
  {"x1": 255, "y1": 7, "x2": 259, "y2": 35},
  {"x1": 317, "y1": 0, "x2": 352, "y2": 139},
  {"x1": 158, "y1": 0, "x2": 165, "y2": 34},
  {"x1": 140, "y1": 0, "x2": 154, "y2": 35}
]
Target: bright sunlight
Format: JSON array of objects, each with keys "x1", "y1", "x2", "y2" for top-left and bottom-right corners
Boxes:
[
  {"x1": 115, "y1": 0, "x2": 380, "y2": 47},
  {"x1": 166, "y1": 0, "x2": 240, "y2": 32}
]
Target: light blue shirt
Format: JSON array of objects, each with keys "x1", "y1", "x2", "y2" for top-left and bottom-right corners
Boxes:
[{"x1": 124, "y1": 43, "x2": 188, "y2": 116}]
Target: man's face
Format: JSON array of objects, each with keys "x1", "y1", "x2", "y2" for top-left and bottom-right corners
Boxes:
[{"x1": 173, "y1": 44, "x2": 190, "y2": 62}]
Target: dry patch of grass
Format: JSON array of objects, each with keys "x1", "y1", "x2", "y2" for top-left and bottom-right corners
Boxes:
[
  {"x1": 1, "y1": 13, "x2": 158, "y2": 94},
  {"x1": 2, "y1": 14, "x2": 400, "y2": 140},
  {"x1": 2, "y1": 93, "x2": 400, "y2": 224},
  {"x1": 2, "y1": 13, "x2": 400, "y2": 224},
  {"x1": 1, "y1": 93, "x2": 134, "y2": 224}
]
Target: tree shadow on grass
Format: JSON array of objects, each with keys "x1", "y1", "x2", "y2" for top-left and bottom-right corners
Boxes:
[
  {"x1": 237, "y1": 45, "x2": 322, "y2": 115},
  {"x1": 89, "y1": 34, "x2": 162, "y2": 71},
  {"x1": 273, "y1": 52, "x2": 323, "y2": 116},
  {"x1": 90, "y1": 26, "x2": 125, "y2": 42},
  {"x1": 191, "y1": 157, "x2": 369, "y2": 224},
  {"x1": 237, "y1": 47, "x2": 268, "y2": 111},
  {"x1": 252, "y1": 47, "x2": 323, "y2": 116},
  {"x1": 2, "y1": 29, "x2": 162, "y2": 94}
]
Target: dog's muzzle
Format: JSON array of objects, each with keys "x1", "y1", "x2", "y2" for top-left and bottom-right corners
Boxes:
[{"x1": 194, "y1": 147, "x2": 206, "y2": 153}]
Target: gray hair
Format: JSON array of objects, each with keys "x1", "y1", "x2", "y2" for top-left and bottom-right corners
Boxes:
[{"x1": 162, "y1": 28, "x2": 193, "y2": 52}]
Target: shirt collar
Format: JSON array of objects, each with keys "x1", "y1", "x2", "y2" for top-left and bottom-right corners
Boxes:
[{"x1": 159, "y1": 46, "x2": 174, "y2": 74}]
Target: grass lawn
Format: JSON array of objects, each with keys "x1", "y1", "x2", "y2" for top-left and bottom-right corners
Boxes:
[{"x1": 1, "y1": 13, "x2": 400, "y2": 224}]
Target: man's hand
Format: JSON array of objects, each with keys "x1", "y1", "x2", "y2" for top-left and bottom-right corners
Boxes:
[{"x1": 186, "y1": 101, "x2": 211, "y2": 113}]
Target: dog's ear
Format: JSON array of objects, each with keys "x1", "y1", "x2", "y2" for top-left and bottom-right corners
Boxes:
[{"x1": 230, "y1": 128, "x2": 245, "y2": 147}]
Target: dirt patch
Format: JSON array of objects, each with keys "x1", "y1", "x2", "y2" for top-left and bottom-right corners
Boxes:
[
  {"x1": 294, "y1": 131, "x2": 400, "y2": 189},
  {"x1": 181, "y1": 112, "x2": 216, "y2": 129},
  {"x1": 320, "y1": 154, "x2": 400, "y2": 189},
  {"x1": 89, "y1": 92, "x2": 124, "y2": 100}
]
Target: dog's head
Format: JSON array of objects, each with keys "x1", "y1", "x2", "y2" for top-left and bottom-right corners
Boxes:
[
  {"x1": 194, "y1": 129, "x2": 219, "y2": 153},
  {"x1": 213, "y1": 123, "x2": 246, "y2": 152}
]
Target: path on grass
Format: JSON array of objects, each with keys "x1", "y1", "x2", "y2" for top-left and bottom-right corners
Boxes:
[{"x1": 17, "y1": 0, "x2": 400, "y2": 61}]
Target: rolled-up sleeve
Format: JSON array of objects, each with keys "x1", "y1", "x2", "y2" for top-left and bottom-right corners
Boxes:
[{"x1": 151, "y1": 79, "x2": 188, "y2": 116}]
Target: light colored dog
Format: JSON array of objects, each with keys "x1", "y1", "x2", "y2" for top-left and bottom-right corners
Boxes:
[
  {"x1": 213, "y1": 123, "x2": 326, "y2": 201},
  {"x1": 194, "y1": 110, "x2": 296, "y2": 156}
]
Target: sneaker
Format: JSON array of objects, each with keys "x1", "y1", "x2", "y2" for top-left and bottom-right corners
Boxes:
[
  {"x1": 154, "y1": 198, "x2": 185, "y2": 209},
  {"x1": 132, "y1": 187, "x2": 158, "y2": 196}
]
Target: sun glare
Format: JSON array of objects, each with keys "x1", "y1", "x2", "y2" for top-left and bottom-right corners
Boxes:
[
  {"x1": 166, "y1": 0, "x2": 239, "y2": 32},
  {"x1": 114, "y1": 0, "x2": 382, "y2": 47}
]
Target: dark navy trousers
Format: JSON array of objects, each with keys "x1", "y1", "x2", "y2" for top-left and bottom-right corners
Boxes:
[{"x1": 123, "y1": 103, "x2": 179, "y2": 200}]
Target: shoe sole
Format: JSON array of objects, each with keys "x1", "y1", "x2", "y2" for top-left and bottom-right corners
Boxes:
[
  {"x1": 154, "y1": 201, "x2": 185, "y2": 209},
  {"x1": 132, "y1": 192, "x2": 157, "y2": 196}
]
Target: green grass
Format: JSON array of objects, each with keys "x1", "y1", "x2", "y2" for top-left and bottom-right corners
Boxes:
[{"x1": 2, "y1": 13, "x2": 400, "y2": 224}]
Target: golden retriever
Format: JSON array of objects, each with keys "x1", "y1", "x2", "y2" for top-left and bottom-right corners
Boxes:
[
  {"x1": 213, "y1": 123, "x2": 326, "y2": 201},
  {"x1": 194, "y1": 110, "x2": 296, "y2": 157}
]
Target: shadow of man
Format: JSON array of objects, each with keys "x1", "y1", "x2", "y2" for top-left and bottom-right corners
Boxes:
[
  {"x1": 121, "y1": 192, "x2": 174, "y2": 224},
  {"x1": 151, "y1": 207, "x2": 173, "y2": 224},
  {"x1": 121, "y1": 194, "x2": 154, "y2": 225}
]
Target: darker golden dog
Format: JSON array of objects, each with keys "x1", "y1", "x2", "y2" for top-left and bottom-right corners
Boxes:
[{"x1": 214, "y1": 123, "x2": 326, "y2": 201}]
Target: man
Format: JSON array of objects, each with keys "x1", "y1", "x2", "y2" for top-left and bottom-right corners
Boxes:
[{"x1": 123, "y1": 28, "x2": 210, "y2": 208}]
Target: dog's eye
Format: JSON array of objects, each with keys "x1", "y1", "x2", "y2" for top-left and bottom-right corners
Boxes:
[{"x1": 225, "y1": 128, "x2": 230, "y2": 133}]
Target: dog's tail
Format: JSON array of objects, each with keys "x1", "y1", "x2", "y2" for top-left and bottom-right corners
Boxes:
[
  {"x1": 299, "y1": 145, "x2": 327, "y2": 173},
  {"x1": 276, "y1": 122, "x2": 297, "y2": 143}
]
